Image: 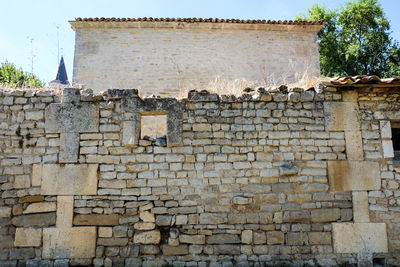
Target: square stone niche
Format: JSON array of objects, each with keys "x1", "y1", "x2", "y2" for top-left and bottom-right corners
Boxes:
[{"x1": 121, "y1": 97, "x2": 182, "y2": 147}]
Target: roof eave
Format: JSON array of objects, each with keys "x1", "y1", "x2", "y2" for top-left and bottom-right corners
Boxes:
[{"x1": 69, "y1": 20, "x2": 324, "y2": 33}]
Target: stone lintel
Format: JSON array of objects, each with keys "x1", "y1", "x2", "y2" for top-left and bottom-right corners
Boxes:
[
  {"x1": 324, "y1": 102, "x2": 360, "y2": 132},
  {"x1": 42, "y1": 227, "x2": 96, "y2": 259},
  {"x1": 332, "y1": 222, "x2": 388, "y2": 254},
  {"x1": 328, "y1": 161, "x2": 380, "y2": 192},
  {"x1": 36, "y1": 164, "x2": 98, "y2": 195}
]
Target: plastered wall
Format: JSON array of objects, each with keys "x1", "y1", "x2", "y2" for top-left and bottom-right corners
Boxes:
[{"x1": 71, "y1": 22, "x2": 321, "y2": 97}]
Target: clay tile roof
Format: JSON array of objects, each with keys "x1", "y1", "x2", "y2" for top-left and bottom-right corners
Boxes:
[
  {"x1": 323, "y1": 75, "x2": 400, "y2": 87},
  {"x1": 74, "y1": 17, "x2": 324, "y2": 25}
]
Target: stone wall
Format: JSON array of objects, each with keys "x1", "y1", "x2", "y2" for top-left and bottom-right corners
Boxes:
[
  {"x1": 70, "y1": 21, "x2": 322, "y2": 97},
  {"x1": 0, "y1": 86, "x2": 399, "y2": 266}
]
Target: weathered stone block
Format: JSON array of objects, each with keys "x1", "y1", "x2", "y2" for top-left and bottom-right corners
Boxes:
[
  {"x1": 38, "y1": 164, "x2": 98, "y2": 195},
  {"x1": 59, "y1": 132, "x2": 79, "y2": 163},
  {"x1": 12, "y1": 213, "x2": 56, "y2": 227},
  {"x1": 57, "y1": 196, "x2": 74, "y2": 228},
  {"x1": 0, "y1": 207, "x2": 11, "y2": 218},
  {"x1": 31, "y1": 165, "x2": 42, "y2": 187},
  {"x1": 253, "y1": 231, "x2": 267, "y2": 245},
  {"x1": 0, "y1": 235, "x2": 14, "y2": 249},
  {"x1": 241, "y1": 230, "x2": 252, "y2": 244},
  {"x1": 134, "y1": 222, "x2": 155, "y2": 230},
  {"x1": 19, "y1": 196, "x2": 44, "y2": 203},
  {"x1": 308, "y1": 232, "x2": 331, "y2": 245},
  {"x1": 352, "y1": 191, "x2": 370, "y2": 223},
  {"x1": 179, "y1": 234, "x2": 206, "y2": 245},
  {"x1": 286, "y1": 232, "x2": 307, "y2": 246},
  {"x1": 139, "y1": 211, "x2": 155, "y2": 222},
  {"x1": 42, "y1": 227, "x2": 96, "y2": 259},
  {"x1": 45, "y1": 102, "x2": 99, "y2": 133},
  {"x1": 382, "y1": 140, "x2": 394, "y2": 158},
  {"x1": 213, "y1": 245, "x2": 240, "y2": 255},
  {"x1": 266, "y1": 231, "x2": 284, "y2": 245},
  {"x1": 97, "y1": 237, "x2": 128, "y2": 246},
  {"x1": 14, "y1": 228, "x2": 42, "y2": 247},
  {"x1": 328, "y1": 161, "x2": 380, "y2": 192},
  {"x1": 199, "y1": 213, "x2": 227, "y2": 224},
  {"x1": 332, "y1": 223, "x2": 388, "y2": 253},
  {"x1": 345, "y1": 131, "x2": 364, "y2": 160},
  {"x1": 23, "y1": 202, "x2": 56, "y2": 214},
  {"x1": 73, "y1": 214, "x2": 119, "y2": 226},
  {"x1": 207, "y1": 234, "x2": 240, "y2": 244},
  {"x1": 324, "y1": 102, "x2": 360, "y2": 131},
  {"x1": 122, "y1": 120, "x2": 139, "y2": 146},
  {"x1": 99, "y1": 227, "x2": 113, "y2": 238},
  {"x1": 155, "y1": 215, "x2": 172, "y2": 226},
  {"x1": 380, "y1": 120, "x2": 392, "y2": 139},
  {"x1": 252, "y1": 245, "x2": 269, "y2": 255},
  {"x1": 133, "y1": 230, "x2": 161, "y2": 244},
  {"x1": 9, "y1": 248, "x2": 35, "y2": 259},
  {"x1": 282, "y1": 210, "x2": 310, "y2": 223},
  {"x1": 311, "y1": 208, "x2": 341, "y2": 222},
  {"x1": 162, "y1": 245, "x2": 188, "y2": 256}
]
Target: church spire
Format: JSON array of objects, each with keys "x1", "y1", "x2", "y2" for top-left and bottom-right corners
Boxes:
[{"x1": 50, "y1": 56, "x2": 70, "y2": 86}]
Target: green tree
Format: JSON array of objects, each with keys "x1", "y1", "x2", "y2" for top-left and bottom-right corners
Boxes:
[
  {"x1": 0, "y1": 61, "x2": 44, "y2": 88},
  {"x1": 297, "y1": 0, "x2": 400, "y2": 77}
]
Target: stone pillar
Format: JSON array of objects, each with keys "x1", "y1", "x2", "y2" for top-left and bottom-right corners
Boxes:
[{"x1": 325, "y1": 91, "x2": 388, "y2": 266}]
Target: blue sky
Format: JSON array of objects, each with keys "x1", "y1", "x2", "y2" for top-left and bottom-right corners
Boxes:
[{"x1": 1, "y1": 0, "x2": 399, "y2": 84}]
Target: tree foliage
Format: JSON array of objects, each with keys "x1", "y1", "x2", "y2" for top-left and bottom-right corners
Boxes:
[
  {"x1": 0, "y1": 61, "x2": 44, "y2": 88},
  {"x1": 297, "y1": 0, "x2": 400, "y2": 77}
]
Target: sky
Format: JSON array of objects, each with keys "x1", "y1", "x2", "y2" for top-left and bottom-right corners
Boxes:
[{"x1": 1, "y1": 0, "x2": 399, "y2": 84}]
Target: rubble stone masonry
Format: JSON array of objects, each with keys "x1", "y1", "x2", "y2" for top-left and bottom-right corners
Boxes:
[{"x1": 0, "y1": 85, "x2": 399, "y2": 266}]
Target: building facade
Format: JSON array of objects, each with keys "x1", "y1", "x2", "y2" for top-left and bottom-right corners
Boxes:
[{"x1": 70, "y1": 18, "x2": 323, "y2": 96}]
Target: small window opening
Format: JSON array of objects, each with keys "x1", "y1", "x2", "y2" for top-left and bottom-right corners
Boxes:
[
  {"x1": 392, "y1": 122, "x2": 400, "y2": 161},
  {"x1": 372, "y1": 257, "x2": 386, "y2": 267},
  {"x1": 140, "y1": 112, "x2": 167, "y2": 146}
]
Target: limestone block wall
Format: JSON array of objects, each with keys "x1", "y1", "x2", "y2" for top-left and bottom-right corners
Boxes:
[
  {"x1": 70, "y1": 21, "x2": 322, "y2": 97},
  {"x1": 0, "y1": 86, "x2": 399, "y2": 266}
]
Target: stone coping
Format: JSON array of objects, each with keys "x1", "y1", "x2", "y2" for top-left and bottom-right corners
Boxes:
[{"x1": 1, "y1": 85, "x2": 398, "y2": 103}]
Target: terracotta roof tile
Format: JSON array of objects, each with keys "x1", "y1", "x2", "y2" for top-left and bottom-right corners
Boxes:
[
  {"x1": 74, "y1": 17, "x2": 324, "y2": 25},
  {"x1": 323, "y1": 75, "x2": 400, "y2": 87}
]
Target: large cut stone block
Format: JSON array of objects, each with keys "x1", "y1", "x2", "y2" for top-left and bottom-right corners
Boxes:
[
  {"x1": 324, "y1": 102, "x2": 360, "y2": 131},
  {"x1": 122, "y1": 120, "x2": 139, "y2": 146},
  {"x1": 42, "y1": 227, "x2": 96, "y2": 259},
  {"x1": 332, "y1": 223, "x2": 388, "y2": 253},
  {"x1": 14, "y1": 228, "x2": 42, "y2": 247},
  {"x1": 45, "y1": 102, "x2": 99, "y2": 133},
  {"x1": 345, "y1": 131, "x2": 364, "y2": 160},
  {"x1": 133, "y1": 230, "x2": 161, "y2": 244},
  {"x1": 59, "y1": 133, "x2": 79, "y2": 163},
  {"x1": 328, "y1": 161, "x2": 380, "y2": 192},
  {"x1": 57, "y1": 196, "x2": 74, "y2": 228},
  {"x1": 36, "y1": 164, "x2": 98, "y2": 195},
  {"x1": 352, "y1": 191, "x2": 370, "y2": 223}
]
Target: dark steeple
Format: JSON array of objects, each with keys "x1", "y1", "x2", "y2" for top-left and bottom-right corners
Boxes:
[{"x1": 50, "y1": 56, "x2": 69, "y2": 85}]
